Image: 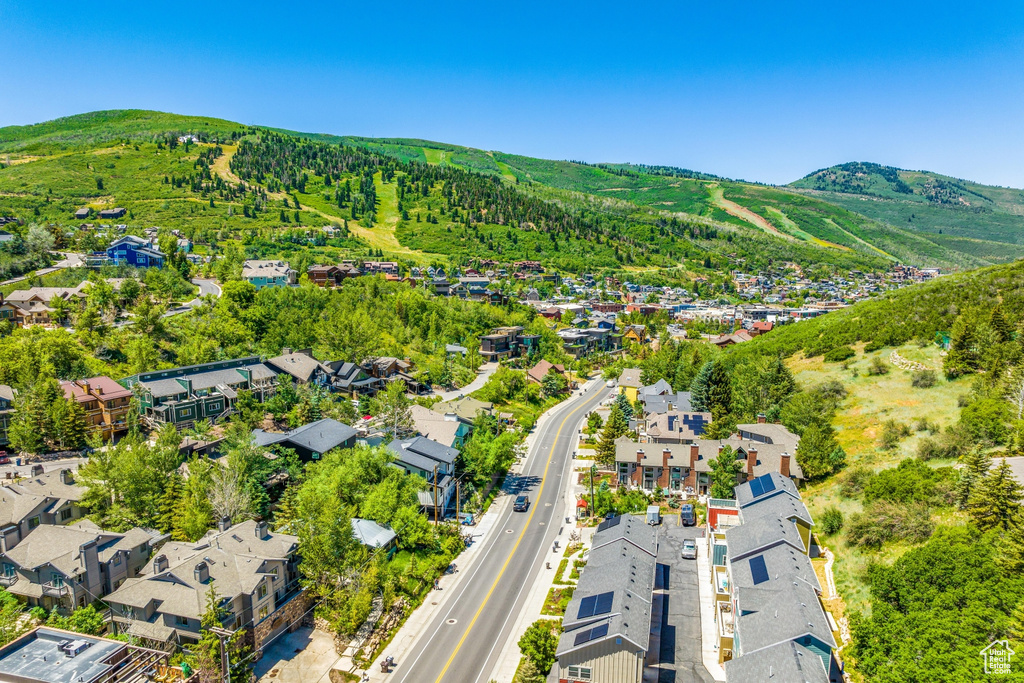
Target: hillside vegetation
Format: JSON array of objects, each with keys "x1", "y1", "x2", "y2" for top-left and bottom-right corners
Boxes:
[{"x1": 791, "y1": 162, "x2": 1024, "y2": 261}]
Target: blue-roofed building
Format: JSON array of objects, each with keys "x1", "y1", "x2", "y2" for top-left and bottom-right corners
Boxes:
[{"x1": 105, "y1": 236, "x2": 165, "y2": 268}]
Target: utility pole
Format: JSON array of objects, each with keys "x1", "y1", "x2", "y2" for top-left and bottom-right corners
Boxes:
[
  {"x1": 590, "y1": 464, "x2": 597, "y2": 521},
  {"x1": 209, "y1": 627, "x2": 234, "y2": 683},
  {"x1": 456, "y1": 479, "x2": 461, "y2": 525},
  {"x1": 433, "y1": 464, "x2": 439, "y2": 525}
]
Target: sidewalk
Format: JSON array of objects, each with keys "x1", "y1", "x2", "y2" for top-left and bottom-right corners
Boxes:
[{"x1": 696, "y1": 536, "x2": 727, "y2": 682}]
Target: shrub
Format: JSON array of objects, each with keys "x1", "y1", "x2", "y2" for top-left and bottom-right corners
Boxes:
[
  {"x1": 846, "y1": 501, "x2": 934, "y2": 549},
  {"x1": 518, "y1": 620, "x2": 561, "y2": 673},
  {"x1": 867, "y1": 356, "x2": 890, "y2": 376},
  {"x1": 824, "y1": 346, "x2": 856, "y2": 362},
  {"x1": 863, "y1": 458, "x2": 955, "y2": 505},
  {"x1": 911, "y1": 369, "x2": 937, "y2": 388},
  {"x1": 913, "y1": 417, "x2": 940, "y2": 434},
  {"x1": 957, "y1": 397, "x2": 1011, "y2": 446},
  {"x1": 820, "y1": 506, "x2": 844, "y2": 535},
  {"x1": 879, "y1": 419, "x2": 911, "y2": 450},
  {"x1": 864, "y1": 339, "x2": 885, "y2": 353},
  {"x1": 840, "y1": 467, "x2": 875, "y2": 498}
]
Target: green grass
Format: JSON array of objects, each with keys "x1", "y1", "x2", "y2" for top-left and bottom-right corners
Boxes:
[{"x1": 541, "y1": 586, "x2": 574, "y2": 616}]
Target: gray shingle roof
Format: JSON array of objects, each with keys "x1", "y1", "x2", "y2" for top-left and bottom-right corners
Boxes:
[
  {"x1": 267, "y1": 353, "x2": 331, "y2": 383},
  {"x1": 725, "y1": 515, "x2": 807, "y2": 561},
  {"x1": 740, "y1": 493, "x2": 814, "y2": 528},
  {"x1": 617, "y1": 368, "x2": 643, "y2": 388},
  {"x1": 724, "y1": 641, "x2": 830, "y2": 683},
  {"x1": 387, "y1": 436, "x2": 459, "y2": 467},
  {"x1": 728, "y1": 543, "x2": 820, "y2": 593},
  {"x1": 734, "y1": 581, "x2": 836, "y2": 656},
  {"x1": 351, "y1": 518, "x2": 397, "y2": 548},
  {"x1": 735, "y1": 472, "x2": 801, "y2": 508}
]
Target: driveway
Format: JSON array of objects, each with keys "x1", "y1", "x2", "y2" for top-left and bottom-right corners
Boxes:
[
  {"x1": 254, "y1": 626, "x2": 340, "y2": 683},
  {"x1": 654, "y1": 520, "x2": 715, "y2": 683},
  {"x1": 434, "y1": 362, "x2": 498, "y2": 401}
]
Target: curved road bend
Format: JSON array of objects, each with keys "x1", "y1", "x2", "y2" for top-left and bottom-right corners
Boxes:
[{"x1": 392, "y1": 381, "x2": 611, "y2": 683}]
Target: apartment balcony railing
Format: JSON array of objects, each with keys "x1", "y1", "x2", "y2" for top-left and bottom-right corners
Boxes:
[
  {"x1": 42, "y1": 581, "x2": 69, "y2": 598},
  {"x1": 0, "y1": 575, "x2": 16, "y2": 587}
]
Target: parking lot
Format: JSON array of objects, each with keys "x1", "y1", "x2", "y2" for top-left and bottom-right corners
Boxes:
[{"x1": 653, "y1": 517, "x2": 716, "y2": 683}]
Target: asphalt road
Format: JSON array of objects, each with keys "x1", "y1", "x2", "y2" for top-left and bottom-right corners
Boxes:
[{"x1": 391, "y1": 381, "x2": 610, "y2": 683}]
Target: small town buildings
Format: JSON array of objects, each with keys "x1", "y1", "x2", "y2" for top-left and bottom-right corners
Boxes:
[
  {"x1": 74, "y1": 207, "x2": 92, "y2": 220},
  {"x1": 350, "y1": 518, "x2": 397, "y2": 554},
  {"x1": 253, "y1": 418, "x2": 357, "y2": 462},
  {"x1": 105, "y1": 520, "x2": 305, "y2": 652},
  {"x1": 642, "y1": 411, "x2": 711, "y2": 444},
  {"x1": 106, "y1": 236, "x2": 164, "y2": 268},
  {"x1": 327, "y1": 361, "x2": 382, "y2": 397},
  {"x1": 0, "y1": 469, "x2": 87, "y2": 540},
  {"x1": 617, "y1": 368, "x2": 643, "y2": 403},
  {"x1": 527, "y1": 359, "x2": 566, "y2": 385},
  {"x1": 0, "y1": 522, "x2": 162, "y2": 611},
  {"x1": 409, "y1": 405, "x2": 472, "y2": 449},
  {"x1": 0, "y1": 626, "x2": 170, "y2": 683},
  {"x1": 478, "y1": 326, "x2": 541, "y2": 361},
  {"x1": 59, "y1": 376, "x2": 133, "y2": 441},
  {"x1": 555, "y1": 515, "x2": 658, "y2": 683},
  {"x1": 122, "y1": 357, "x2": 278, "y2": 429},
  {"x1": 0, "y1": 384, "x2": 14, "y2": 448},
  {"x1": 387, "y1": 436, "x2": 459, "y2": 513},
  {"x1": 622, "y1": 324, "x2": 648, "y2": 344},
  {"x1": 361, "y1": 356, "x2": 427, "y2": 394},
  {"x1": 98, "y1": 208, "x2": 127, "y2": 220},
  {"x1": 242, "y1": 260, "x2": 297, "y2": 289},
  {"x1": 432, "y1": 396, "x2": 494, "y2": 423},
  {"x1": 266, "y1": 349, "x2": 333, "y2": 387}
]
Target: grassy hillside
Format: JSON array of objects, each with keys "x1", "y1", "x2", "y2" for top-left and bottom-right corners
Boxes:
[
  {"x1": 790, "y1": 162, "x2": 1024, "y2": 259},
  {"x1": 0, "y1": 110, "x2": 991, "y2": 274}
]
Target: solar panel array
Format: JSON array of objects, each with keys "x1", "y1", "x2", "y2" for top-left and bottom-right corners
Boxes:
[
  {"x1": 748, "y1": 473, "x2": 778, "y2": 498},
  {"x1": 573, "y1": 622, "x2": 610, "y2": 646},
  {"x1": 577, "y1": 591, "x2": 615, "y2": 618},
  {"x1": 596, "y1": 515, "x2": 622, "y2": 533},
  {"x1": 749, "y1": 555, "x2": 770, "y2": 585}
]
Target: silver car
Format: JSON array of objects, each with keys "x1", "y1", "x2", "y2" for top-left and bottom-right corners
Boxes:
[{"x1": 681, "y1": 539, "x2": 697, "y2": 560}]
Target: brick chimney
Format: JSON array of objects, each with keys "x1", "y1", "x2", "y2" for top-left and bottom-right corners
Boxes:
[
  {"x1": 636, "y1": 449, "x2": 644, "y2": 464},
  {"x1": 757, "y1": 413, "x2": 767, "y2": 424},
  {"x1": 662, "y1": 449, "x2": 672, "y2": 469},
  {"x1": 746, "y1": 447, "x2": 758, "y2": 476},
  {"x1": 689, "y1": 444, "x2": 700, "y2": 469},
  {"x1": 81, "y1": 380, "x2": 90, "y2": 395},
  {"x1": 780, "y1": 452, "x2": 791, "y2": 478}
]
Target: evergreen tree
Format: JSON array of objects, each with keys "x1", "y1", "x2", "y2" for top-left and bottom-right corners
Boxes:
[
  {"x1": 956, "y1": 448, "x2": 992, "y2": 509},
  {"x1": 612, "y1": 392, "x2": 633, "y2": 420},
  {"x1": 968, "y1": 458, "x2": 1023, "y2": 531},
  {"x1": 795, "y1": 422, "x2": 840, "y2": 481},
  {"x1": 690, "y1": 360, "x2": 732, "y2": 419},
  {"x1": 195, "y1": 584, "x2": 250, "y2": 683},
  {"x1": 943, "y1": 315, "x2": 978, "y2": 379},
  {"x1": 991, "y1": 305, "x2": 1012, "y2": 344},
  {"x1": 174, "y1": 458, "x2": 214, "y2": 541},
  {"x1": 595, "y1": 404, "x2": 628, "y2": 466},
  {"x1": 49, "y1": 397, "x2": 86, "y2": 451},
  {"x1": 157, "y1": 475, "x2": 184, "y2": 535}
]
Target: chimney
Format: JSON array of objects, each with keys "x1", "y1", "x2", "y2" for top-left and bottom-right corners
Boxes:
[
  {"x1": 255, "y1": 520, "x2": 269, "y2": 540},
  {"x1": 689, "y1": 444, "x2": 700, "y2": 469},
  {"x1": 0, "y1": 526, "x2": 20, "y2": 553},
  {"x1": 218, "y1": 516, "x2": 231, "y2": 532},
  {"x1": 60, "y1": 469, "x2": 74, "y2": 485},
  {"x1": 780, "y1": 453, "x2": 791, "y2": 478},
  {"x1": 194, "y1": 561, "x2": 209, "y2": 583},
  {"x1": 636, "y1": 449, "x2": 644, "y2": 464},
  {"x1": 96, "y1": 385, "x2": 103, "y2": 395},
  {"x1": 746, "y1": 447, "x2": 758, "y2": 475},
  {"x1": 81, "y1": 381, "x2": 90, "y2": 395},
  {"x1": 154, "y1": 555, "x2": 168, "y2": 573},
  {"x1": 662, "y1": 449, "x2": 671, "y2": 469},
  {"x1": 757, "y1": 413, "x2": 767, "y2": 424},
  {"x1": 282, "y1": 347, "x2": 293, "y2": 356}
]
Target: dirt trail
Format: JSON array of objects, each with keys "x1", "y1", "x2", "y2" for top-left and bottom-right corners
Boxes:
[{"x1": 707, "y1": 185, "x2": 789, "y2": 238}]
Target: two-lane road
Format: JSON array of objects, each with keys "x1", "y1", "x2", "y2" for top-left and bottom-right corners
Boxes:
[{"x1": 392, "y1": 381, "x2": 610, "y2": 683}]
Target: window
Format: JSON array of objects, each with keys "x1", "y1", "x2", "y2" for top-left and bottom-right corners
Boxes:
[
  {"x1": 180, "y1": 408, "x2": 192, "y2": 417},
  {"x1": 59, "y1": 509, "x2": 73, "y2": 521},
  {"x1": 28, "y1": 517, "x2": 39, "y2": 529},
  {"x1": 2, "y1": 563, "x2": 14, "y2": 578},
  {"x1": 112, "y1": 554, "x2": 121, "y2": 566},
  {"x1": 258, "y1": 606, "x2": 268, "y2": 621},
  {"x1": 176, "y1": 615, "x2": 189, "y2": 626},
  {"x1": 258, "y1": 583, "x2": 268, "y2": 599},
  {"x1": 567, "y1": 666, "x2": 592, "y2": 680}
]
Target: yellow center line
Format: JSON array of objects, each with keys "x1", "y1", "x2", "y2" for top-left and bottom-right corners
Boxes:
[{"x1": 433, "y1": 389, "x2": 601, "y2": 683}]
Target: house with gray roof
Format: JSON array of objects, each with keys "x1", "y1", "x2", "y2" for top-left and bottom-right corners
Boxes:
[
  {"x1": 409, "y1": 405, "x2": 471, "y2": 449},
  {"x1": 725, "y1": 514, "x2": 809, "y2": 561},
  {"x1": 0, "y1": 522, "x2": 162, "y2": 612},
  {"x1": 266, "y1": 349, "x2": 333, "y2": 387},
  {"x1": 122, "y1": 357, "x2": 277, "y2": 430},
  {"x1": 387, "y1": 437, "x2": 459, "y2": 513},
  {"x1": 253, "y1": 418, "x2": 357, "y2": 462},
  {"x1": 641, "y1": 391, "x2": 692, "y2": 415},
  {"x1": 735, "y1": 471, "x2": 801, "y2": 508},
  {"x1": 555, "y1": 515, "x2": 658, "y2": 683},
  {"x1": 642, "y1": 410, "x2": 711, "y2": 445},
  {"x1": 105, "y1": 520, "x2": 304, "y2": 651},
  {"x1": 0, "y1": 469, "x2": 87, "y2": 542},
  {"x1": 724, "y1": 640, "x2": 830, "y2": 683},
  {"x1": 350, "y1": 518, "x2": 397, "y2": 553},
  {"x1": 327, "y1": 361, "x2": 382, "y2": 397}
]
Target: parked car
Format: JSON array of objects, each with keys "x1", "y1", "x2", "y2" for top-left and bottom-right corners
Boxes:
[
  {"x1": 513, "y1": 495, "x2": 530, "y2": 512},
  {"x1": 605, "y1": 380, "x2": 615, "y2": 388},
  {"x1": 0, "y1": 456, "x2": 9, "y2": 465},
  {"x1": 680, "y1": 504, "x2": 696, "y2": 526},
  {"x1": 681, "y1": 539, "x2": 697, "y2": 560}
]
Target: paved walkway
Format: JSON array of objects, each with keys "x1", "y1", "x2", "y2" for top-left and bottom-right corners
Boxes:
[
  {"x1": 255, "y1": 626, "x2": 338, "y2": 683},
  {"x1": 433, "y1": 362, "x2": 498, "y2": 402}
]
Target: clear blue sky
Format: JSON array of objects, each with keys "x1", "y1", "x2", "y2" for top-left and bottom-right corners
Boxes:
[{"x1": 2, "y1": 1, "x2": 1023, "y2": 187}]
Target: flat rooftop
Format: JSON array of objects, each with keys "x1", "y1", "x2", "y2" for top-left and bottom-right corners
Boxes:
[{"x1": 0, "y1": 628, "x2": 126, "y2": 683}]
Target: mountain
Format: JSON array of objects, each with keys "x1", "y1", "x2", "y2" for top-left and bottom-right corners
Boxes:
[
  {"x1": 0, "y1": 110, "x2": 1011, "y2": 275},
  {"x1": 789, "y1": 162, "x2": 1024, "y2": 263}
]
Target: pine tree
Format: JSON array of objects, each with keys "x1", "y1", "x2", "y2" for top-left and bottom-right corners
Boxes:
[
  {"x1": 174, "y1": 459, "x2": 213, "y2": 541},
  {"x1": 943, "y1": 315, "x2": 978, "y2": 379},
  {"x1": 595, "y1": 404, "x2": 628, "y2": 466},
  {"x1": 157, "y1": 475, "x2": 184, "y2": 535},
  {"x1": 708, "y1": 446, "x2": 744, "y2": 498},
  {"x1": 195, "y1": 584, "x2": 250, "y2": 683},
  {"x1": 612, "y1": 392, "x2": 633, "y2": 420},
  {"x1": 49, "y1": 397, "x2": 86, "y2": 451},
  {"x1": 956, "y1": 448, "x2": 992, "y2": 509},
  {"x1": 968, "y1": 458, "x2": 1023, "y2": 531},
  {"x1": 690, "y1": 360, "x2": 732, "y2": 419},
  {"x1": 795, "y1": 422, "x2": 840, "y2": 481},
  {"x1": 690, "y1": 361, "x2": 713, "y2": 412},
  {"x1": 991, "y1": 305, "x2": 1012, "y2": 343}
]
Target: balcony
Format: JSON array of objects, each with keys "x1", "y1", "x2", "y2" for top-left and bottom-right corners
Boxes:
[
  {"x1": 42, "y1": 581, "x2": 69, "y2": 598},
  {"x1": 0, "y1": 574, "x2": 16, "y2": 587}
]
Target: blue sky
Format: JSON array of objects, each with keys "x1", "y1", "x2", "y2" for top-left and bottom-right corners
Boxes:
[{"x1": 2, "y1": 1, "x2": 1023, "y2": 186}]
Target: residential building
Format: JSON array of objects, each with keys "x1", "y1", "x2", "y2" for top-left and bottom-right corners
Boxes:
[
  {"x1": 350, "y1": 518, "x2": 397, "y2": 555},
  {"x1": 106, "y1": 236, "x2": 165, "y2": 268},
  {"x1": 478, "y1": 326, "x2": 541, "y2": 361},
  {"x1": 640, "y1": 390, "x2": 692, "y2": 416},
  {"x1": 617, "y1": 368, "x2": 643, "y2": 403},
  {"x1": 242, "y1": 260, "x2": 297, "y2": 289},
  {"x1": 0, "y1": 522, "x2": 162, "y2": 611},
  {"x1": 622, "y1": 324, "x2": 648, "y2": 344},
  {"x1": 253, "y1": 418, "x2": 357, "y2": 462},
  {"x1": 642, "y1": 411, "x2": 711, "y2": 444},
  {"x1": 105, "y1": 520, "x2": 306, "y2": 652},
  {"x1": 433, "y1": 396, "x2": 494, "y2": 423},
  {"x1": 362, "y1": 357, "x2": 427, "y2": 394},
  {"x1": 387, "y1": 436, "x2": 459, "y2": 513},
  {"x1": 266, "y1": 348, "x2": 333, "y2": 387},
  {"x1": 0, "y1": 384, "x2": 14, "y2": 447},
  {"x1": 555, "y1": 515, "x2": 658, "y2": 683},
  {"x1": 98, "y1": 208, "x2": 127, "y2": 220},
  {"x1": 74, "y1": 207, "x2": 92, "y2": 220},
  {"x1": 0, "y1": 469, "x2": 87, "y2": 540},
  {"x1": 122, "y1": 357, "x2": 278, "y2": 429},
  {"x1": 527, "y1": 359, "x2": 566, "y2": 385},
  {"x1": 306, "y1": 264, "x2": 341, "y2": 287},
  {"x1": 409, "y1": 405, "x2": 472, "y2": 449},
  {"x1": 0, "y1": 626, "x2": 170, "y2": 683},
  {"x1": 59, "y1": 376, "x2": 133, "y2": 441},
  {"x1": 362, "y1": 261, "x2": 399, "y2": 276},
  {"x1": 327, "y1": 361, "x2": 382, "y2": 397}
]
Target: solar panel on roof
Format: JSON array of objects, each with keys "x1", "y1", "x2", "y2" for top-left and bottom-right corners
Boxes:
[
  {"x1": 758, "y1": 473, "x2": 777, "y2": 494},
  {"x1": 594, "y1": 591, "x2": 614, "y2": 615},
  {"x1": 749, "y1": 555, "x2": 770, "y2": 585},
  {"x1": 596, "y1": 515, "x2": 622, "y2": 533},
  {"x1": 578, "y1": 595, "x2": 598, "y2": 618},
  {"x1": 749, "y1": 477, "x2": 764, "y2": 497},
  {"x1": 573, "y1": 623, "x2": 611, "y2": 646}
]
